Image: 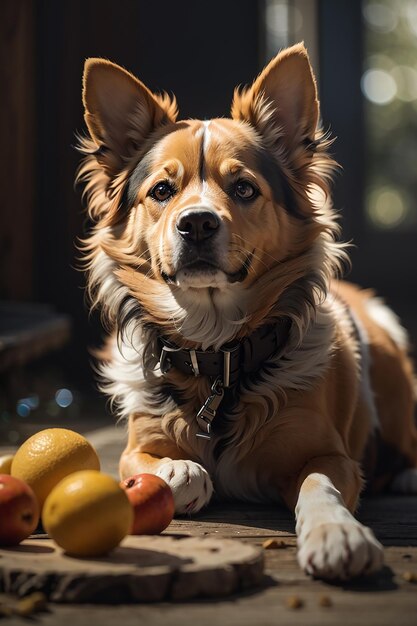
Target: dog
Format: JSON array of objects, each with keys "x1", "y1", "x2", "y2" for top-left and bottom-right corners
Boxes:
[{"x1": 77, "y1": 43, "x2": 417, "y2": 580}]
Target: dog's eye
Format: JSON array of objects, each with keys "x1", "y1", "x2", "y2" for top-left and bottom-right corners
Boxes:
[
  {"x1": 149, "y1": 181, "x2": 175, "y2": 202},
  {"x1": 234, "y1": 180, "x2": 258, "y2": 201}
]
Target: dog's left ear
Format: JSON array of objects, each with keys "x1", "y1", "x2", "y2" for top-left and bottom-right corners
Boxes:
[{"x1": 231, "y1": 43, "x2": 319, "y2": 151}]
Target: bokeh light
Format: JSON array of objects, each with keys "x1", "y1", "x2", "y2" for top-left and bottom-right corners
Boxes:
[
  {"x1": 390, "y1": 65, "x2": 417, "y2": 101},
  {"x1": 16, "y1": 400, "x2": 31, "y2": 418},
  {"x1": 361, "y1": 68, "x2": 397, "y2": 105},
  {"x1": 55, "y1": 388, "x2": 74, "y2": 408},
  {"x1": 265, "y1": 1, "x2": 289, "y2": 39},
  {"x1": 363, "y1": 2, "x2": 398, "y2": 33},
  {"x1": 367, "y1": 186, "x2": 408, "y2": 228},
  {"x1": 363, "y1": 0, "x2": 417, "y2": 231},
  {"x1": 264, "y1": 0, "x2": 303, "y2": 58},
  {"x1": 404, "y1": 1, "x2": 417, "y2": 37},
  {"x1": 15, "y1": 395, "x2": 40, "y2": 418}
]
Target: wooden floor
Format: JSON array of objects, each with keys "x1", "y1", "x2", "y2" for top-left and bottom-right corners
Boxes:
[
  {"x1": 2, "y1": 427, "x2": 417, "y2": 625},
  {"x1": 2, "y1": 498, "x2": 417, "y2": 625}
]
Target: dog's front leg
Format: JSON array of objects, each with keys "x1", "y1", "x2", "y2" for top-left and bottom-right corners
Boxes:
[
  {"x1": 120, "y1": 436, "x2": 213, "y2": 515},
  {"x1": 290, "y1": 455, "x2": 384, "y2": 580}
]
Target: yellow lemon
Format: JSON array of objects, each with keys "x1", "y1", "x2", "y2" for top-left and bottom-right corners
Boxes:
[
  {"x1": 0, "y1": 454, "x2": 14, "y2": 474},
  {"x1": 43, "y1": 470, "x2": 133, "y2": 556},
  {"x1": 11, "y1": 428, "x2": 100, "y2": 510}
]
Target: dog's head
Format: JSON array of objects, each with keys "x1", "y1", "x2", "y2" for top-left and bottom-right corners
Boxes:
[{"x1": 78, "y1": 44, "x2": 344, "y2": 349}]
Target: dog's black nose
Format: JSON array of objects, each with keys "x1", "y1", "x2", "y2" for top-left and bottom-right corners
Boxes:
[{"x1": 176, "y1": 210, "x2": 220, "y2": 242}]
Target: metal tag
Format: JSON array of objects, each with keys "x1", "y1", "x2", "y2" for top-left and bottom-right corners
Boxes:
[{"x1": 195, "y1": 377, "x2": 224, "y2": 440}]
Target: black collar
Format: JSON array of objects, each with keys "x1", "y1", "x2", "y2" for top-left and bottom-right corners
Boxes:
[{"x1": 155, "y1": 318, "x2": 292, "y2": 439}]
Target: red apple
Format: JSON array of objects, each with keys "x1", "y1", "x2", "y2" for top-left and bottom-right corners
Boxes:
[
  {"x1": 0, "y1": 474, "x2": 39, "y2": 545},
  {"x1": 121, "y1": 473, "x2": 175, "y2": 535}
]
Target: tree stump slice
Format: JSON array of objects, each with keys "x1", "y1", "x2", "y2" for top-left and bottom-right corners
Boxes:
[{"x1": 0, "y1": 534, "x2": 264, "y2": 603}]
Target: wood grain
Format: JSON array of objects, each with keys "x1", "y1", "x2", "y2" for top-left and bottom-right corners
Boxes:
[{"x1": 0, "y1": 535, "x2": 264, "y2": 603}]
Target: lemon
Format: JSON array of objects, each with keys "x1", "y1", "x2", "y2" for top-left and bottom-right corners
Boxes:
[
  {"x1": 43, "y1": 470, "x2": 133, "y2": 556},
  {"x1": 11, "y1": 428, "x2": 100, "y2": 510},
  {"x1": 0, "y1": 454, "x2": 14, "y2": 474}
]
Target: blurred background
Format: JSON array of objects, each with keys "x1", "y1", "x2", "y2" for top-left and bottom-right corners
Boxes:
[{"x1": 1, "y1": 0, "x2": 416, "y2": 446}]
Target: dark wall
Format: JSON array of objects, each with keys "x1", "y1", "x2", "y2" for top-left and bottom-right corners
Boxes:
[
  {"x1": 0, "y1": 1, "x2": 36, "y2": 301},
  {"x1": 2, "y1": 0, "x2": 415, "y2": 385},
  {"x1": 1, "y1": 0, "x2": 261, "y2": 384},
  {"x1": 318, "y1": 0, "x2": 364, "y2": 252}
]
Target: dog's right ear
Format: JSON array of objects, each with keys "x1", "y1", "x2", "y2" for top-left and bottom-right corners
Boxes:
[{"x1": 82, "y1": 59, "x2": 177, "y2": 172}]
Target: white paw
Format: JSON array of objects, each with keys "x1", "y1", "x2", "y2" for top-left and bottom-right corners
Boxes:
[
  {"x1": 390, "y1": 468, "x2": 417, "y2": 493},
  {"x1": 297, "y1": 522, "x2": 384, "y2": 580},
  {"x1": 156, "y1": 460, "x2": 213, "y2": 514}
]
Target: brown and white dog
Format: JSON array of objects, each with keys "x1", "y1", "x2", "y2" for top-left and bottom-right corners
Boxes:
[{"x1": 77, "y1": 44, "x2": 417, "y2": 580}]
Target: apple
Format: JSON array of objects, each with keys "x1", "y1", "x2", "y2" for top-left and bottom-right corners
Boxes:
[
  {"x1": 0, "y1": 474, "x2": 40, "y2": 545},
  {"x1": 121, "y1": 473, "x2": 175, "y2": 535}
]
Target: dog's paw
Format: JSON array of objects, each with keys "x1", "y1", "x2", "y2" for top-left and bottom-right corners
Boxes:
[
  {"x1": 297, "y1": 522, "x2": 384, "y2": 580},
  {"x1": 156, "y1": 460, "x2": 213, "y2": 514},
  {"x1": 390, "y1": 468, "x2": 417, "y2": 493}
]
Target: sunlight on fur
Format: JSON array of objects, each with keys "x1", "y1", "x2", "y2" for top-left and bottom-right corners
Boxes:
[{"x1": 76, "y1": 43, "x2": 417, "y2": 580}]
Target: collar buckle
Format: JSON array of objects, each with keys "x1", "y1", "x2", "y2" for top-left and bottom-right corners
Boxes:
[
  {"x1": 159, "y1": 341, "x2": 182, "y2": 375},
  {"x1": 196, "y1": 377, "x2": 225, "y2": 440},
  {"x1": 188, "y1": 349, "x2": 200, "y2": 377},
  {"x1": 220, "y1": 342, "x2": 239, "y2": 388}
]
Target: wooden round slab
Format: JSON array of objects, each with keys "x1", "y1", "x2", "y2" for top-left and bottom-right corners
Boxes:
[{"x1": 0, "y1": 534, "x2": 264, "y2": 603}]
